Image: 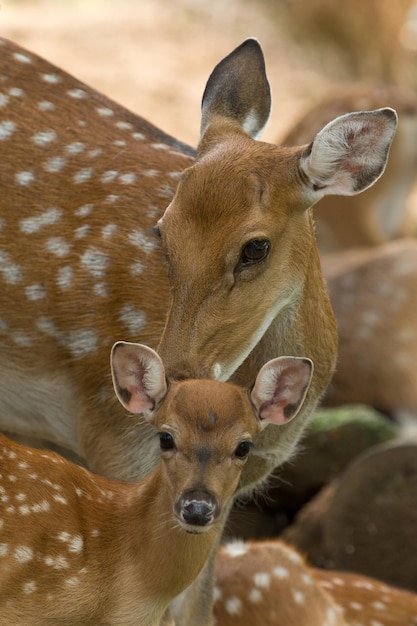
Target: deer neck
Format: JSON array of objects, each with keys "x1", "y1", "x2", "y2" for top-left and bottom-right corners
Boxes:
[{"x1": 112, "y1": 466, "x2": 219, "y2": 621}]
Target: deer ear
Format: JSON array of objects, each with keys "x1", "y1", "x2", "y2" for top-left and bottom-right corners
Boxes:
[
  {"x1": 251, "y1": 357, "x2": 313, "y2": 427},
  {"x1": 200, "y1": 38, "x2": 271, "y2": 140},
  {"x1": 299, "y1": 108, "x2": 397, "y2": 198},
  {"x1": 110, "y1": 342, "x2": 167, "y2": 416}
]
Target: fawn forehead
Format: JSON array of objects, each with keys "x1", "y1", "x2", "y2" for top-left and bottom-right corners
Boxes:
[{"x1": 157, "y1": 379, "x2": 256, "y2": 436}]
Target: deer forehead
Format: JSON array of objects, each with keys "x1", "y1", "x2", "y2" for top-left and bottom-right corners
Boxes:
[
  {"x1": 154, "y1": 380, "x2": 257, "y2": 437},
  {"x1": 163, "y1": 141, "x2": 305, "y2": 231}
]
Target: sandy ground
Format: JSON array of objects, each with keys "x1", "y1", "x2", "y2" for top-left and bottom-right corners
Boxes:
[{"x1": 0, "y1": 0, "x2": 332, "y2": 148}]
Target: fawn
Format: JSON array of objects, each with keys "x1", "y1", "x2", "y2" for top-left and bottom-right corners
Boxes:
[{"x1": 0, "y1": 342, "x2": 313, "y2": 625}]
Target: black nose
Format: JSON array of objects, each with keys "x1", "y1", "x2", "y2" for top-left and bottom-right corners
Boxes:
[
  {"x1": 177, "y1": 490, "x2": 219, "y2": 528},
  {"x1": 182, "y1": 499, "x2": 215, "y2": 526}
]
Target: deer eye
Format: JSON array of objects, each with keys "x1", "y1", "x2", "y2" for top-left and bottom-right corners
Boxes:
[
  {"x1": 239, "y1": 239, "x2": 270, "y2": 268},
  {"x1": 159, "y1": 432, "x2": 175, "y2": 451},
  {"x1": 234, "y1": 440, "x2": 253, "y2": 459}
]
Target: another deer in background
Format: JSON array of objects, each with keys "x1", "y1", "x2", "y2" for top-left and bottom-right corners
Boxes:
[
  {"x1": 214, "y1": 539, "x2": 417, "y2": 626},
  {"x1": 0, "y1": 37, "x2": 397, "y2": 625},
  {"x1": 322, "y1": 238, "x2": 417, "y2": 422},
  {"x1": 280, "y1": 85, "x2": 417, "y2": 252},
  {"x1": 0, "y1": 342, "x2": 313, "y2": 626}
]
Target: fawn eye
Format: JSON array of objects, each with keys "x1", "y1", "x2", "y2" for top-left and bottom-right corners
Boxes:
[
  {"x1": 234, "y1": 441, "x2": 253, "y2": 459},
  {"x1": 239, "y1": 239, "x2": 270, "y2": 268},
  {"x1": 159, "y1": 432, "x2": 175, "y2": 451}
]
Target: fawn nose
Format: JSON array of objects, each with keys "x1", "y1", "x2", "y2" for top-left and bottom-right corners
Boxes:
[{"x1": 177, "y1": 490, "x2": 219, "y2": 530}]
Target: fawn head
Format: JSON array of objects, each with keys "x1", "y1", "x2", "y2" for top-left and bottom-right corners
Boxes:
[
  {"x1": 111, "y1": 341, "x2": 313, "y2": 533},
  {"x1": 155, "y1": 39, "x2": 397, "y2": 381}
]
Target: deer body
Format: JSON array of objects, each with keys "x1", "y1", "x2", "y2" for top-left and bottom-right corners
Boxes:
[
  {"x1": 214, "y1": 540, "x2": 417, "y2": 626},
  {"x1": 322, "y1": 239, "x2": 417, "y2": 420},
  {"x1": 0, "y1": 343, "x2": 314, "y2": 625}
]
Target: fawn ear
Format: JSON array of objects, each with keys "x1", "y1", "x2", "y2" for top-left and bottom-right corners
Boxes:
[
  {"x1": 300, "y1": 108, "x2": 397, "y2": 199},
  {"x1": 110, "y1": 342, "x2": 167, "y2": 415},
  {"x1": 251, "y1": 357, "x2": 313, "y2": 427}
]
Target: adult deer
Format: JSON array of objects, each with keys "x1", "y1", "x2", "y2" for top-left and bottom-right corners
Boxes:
[
  {"x1": 0, "y1": 342, "x2": 313, "y2": 625},
  {"x1": 281, "y1": 84, "x2": 417, "y2": 252},
  {"x1": 214, "y1": 539, "x2": 417, "y2": 626},
  {"x1": 0, "y1": 37, "x2": 396, "y2": 624}
]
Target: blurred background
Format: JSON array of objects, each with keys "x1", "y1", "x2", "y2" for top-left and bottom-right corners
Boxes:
[{"x1": 1, "y1": 0, "x2": 417, "y2": 146}]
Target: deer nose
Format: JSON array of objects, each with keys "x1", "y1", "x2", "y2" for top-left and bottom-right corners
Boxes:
[{"x1": 177, "y1": 490, "x2": 219, "y2": 530}]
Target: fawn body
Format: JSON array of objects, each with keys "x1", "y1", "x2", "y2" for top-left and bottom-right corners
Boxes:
[
  {"x1": 214, "y1": 540, "x2": 417, "y2": 626},
  {"x1": 0, "y1": 343, "x2": 313, "y2": 625},
  {"x1": 281, "y1": 84, "x2": 417, "y2": 252}
]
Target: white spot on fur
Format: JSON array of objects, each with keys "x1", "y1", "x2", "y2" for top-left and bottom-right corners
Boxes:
[
  {"x1": 46, "y1": 237, "x2": 71, "y2": 257},
  {"x1": 102, "y1": 224, "x2": 118, "y2": 238},
  {"x1": 75, "y1": 204, "x2": 93, "y2": 217},
  {"x1": 38, "y1": 100, "x2": 55, "y2": 111},
  {"x1": 67, "y1": 88, "x2": 87, "y2": 99},
  {"x1": 225, "y1": 597, "x2": 242, "y2": 616},
  {"x1": 66, "y1": 329, "x2": 98, "y2": 358},
  {"x1": 292, "y1": 590, "x2": 305, "y2": 604},
  {"x1": 0, "y1": 120, "x2": 16, "y2": 140},
  {"x1": 32, "y1": 130, "x2": 56, "y2": 145},
  {"x1": 14, "y1": 52, "x2": 31, "y2": 63},
  {"x1": 56, "y1": 265, "x2": 73, "y2": 290},
  {"x1": 68, "y1": 535, "x2": 83, "y2": 553},
  {"x1": 74, "y1": 225, "x2": 90, "y2": 239},
  {"x1": 223, "y1": 541, "x2": 249, "y2": 558},
  {"x1": 101, "y1": 170, "x2": 118, "y2": 183},
  {"x1": 81, "y1": 248, "x2": 109, "y2": 277},
  {"x1": 44, "y1": 555, "x2": 69, "y2": 569},
  {"x1": 253, "y1": 572, "x2": 271, "y2": 588},
  {"x1": 66, "y1": 142, "x2": 85, "y2": 154},
  {"x1": 130, "y1": 260, "x2": 144, "y2": 276},
  {"x1": 14, "y1": 546, "x2": 33, "y2": 563},
  {"x1": 97, "y1": 107, "x2": 114, "y2": 116},
  {"x1": 42, "y1": 73, "x2": 60, "y2": 84},
  {"x1": 119, "y1": 172, "x2": 137, "y2": 184},
  {"x1": 23, "y1": 581, "x2": 37, "y2": 594},
  {"x1": 273, "y1": 566, "x2": 289, "y2": 579},
  {"x1": 119, "y1": 305, "x2": 147, "y2": 334},
  {"x1": 15, "y1": 171, "x2": 35, "y2": 186},
  {"x1": 128, "y1": 230, "x2": 156, "y2": 253},
  {"x1": 249, "y1": 588, "x2": 262, "y2": 603},
  {"x1": 116, "y1": 121, "x2": 133, "y2": 130},
  {"x1": 74, "y1": 168, "x2": 93, "y2": 184},
  {"x1": 0, "y1": 544, "x2": 8, "y2": 557},
  {"x1": 0, "y1": 251, "x2": 23, "y2": 284},
  {"x1": 20, "y1": 207, "x2": 62, "y2": 233},
  {"x1": 44, "y1": 156, "x2": 66, "y2": 173},
  {"x1": 8, "y1": 87, "x2": 24, "y2": 97}
]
